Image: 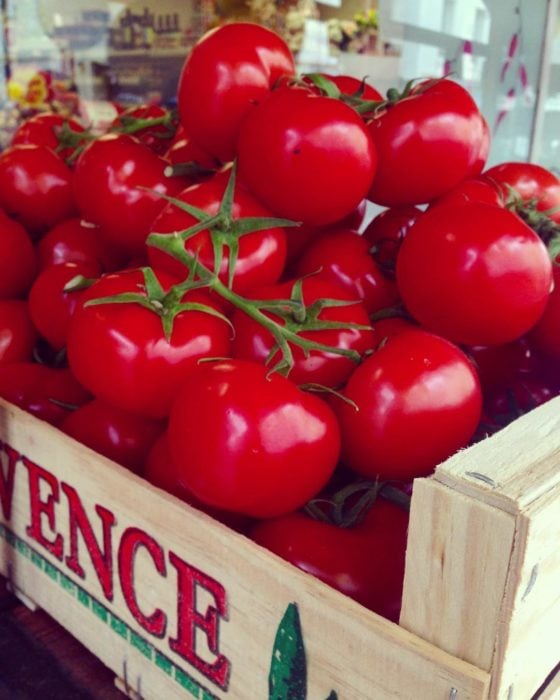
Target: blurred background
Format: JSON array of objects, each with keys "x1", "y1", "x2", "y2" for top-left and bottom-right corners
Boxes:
[{"x1": 0, "y1": 0, "x2": 559, "y2": 170}]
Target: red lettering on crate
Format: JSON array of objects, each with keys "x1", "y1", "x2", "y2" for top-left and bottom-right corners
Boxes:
[
  {"x1": 169, "y1": 551, "x2": 231, "y2": 691},
  {"x1": 0, "y1": 441, "x2": 19, "y2": 520},
  {"x1": 23, "y1": 457, "x2": 63, "y2": 560},
  {"x1": 118, "y1": 526, "x2": 167, "y2": 638},
  {"x1": 62, "y1": 482, "x2": 116, "y2": 602}
]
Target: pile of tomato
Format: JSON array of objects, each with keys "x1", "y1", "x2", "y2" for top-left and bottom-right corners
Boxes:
[{"x1": 0, "y1": 22, "x2": 559, "y2": 622}]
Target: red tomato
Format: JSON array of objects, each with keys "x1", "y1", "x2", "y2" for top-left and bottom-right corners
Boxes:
[
  {"x1": 295, "y1": 227, "x2": 400, "y2": 314},
  {"x1": 0, "y1": 301, "x2": 38, "y2": 365},
  {"x1": 66, "y1": 268, "x2": 232, "y2": 419},
  {"x1": 11, "y1": 113, "x2": 86, "y2": 162},
  {"x1": 61, "y1": 399, "x2": 164, "y2": 473},
  {"x1": 530, "y1": 266, "x2": 560, "y2": 359},
  {"x1": 251, "y1": 497, "x2": 409, "y2": 621},
  {"x1": 168, "y1": 360, "x2": 340, "y2": 518},
  {"x1": 177, "y1": 22, "x2": 296, "y2": 162},
  {"x1": 0, "y1": 144, "x2": 77, "y2": 235},
  {"x1": 309, "y1": 73, "x2": 383, "y2": 101},
  {"x1": 237, "y1": 86, "x2": 377, "y2": 226},
  {"x1": 467, "y1": 115, "x2": 490, "y2": 178},
  {"x1": 484, "y1": 162, "x2": 560, "y2": 224},
  {"x1": 232, "y1": 276, "x2": 374, "y2": 387},
  {"x1": 466, "y1": 337, "x2": 539, "y2": 391},
  {"x1": 28, "y1": 261, "x2": 101, "y2": 350},
  {"x1": 334, "y1": 329, "x2": 482, "y2": 480},
  {"x1": 147, "y1": 170, "x2": 287, "y2": 293},
  {"x1": 110, "y1": 104, "x2": 177, "y2": 155},
  {"x1": 0, "y1": 212, "x2": 38, "y2": 298},
  {"x1": 143, "y1": 432, "x2": 252, "y2": 532},
  {"x1": 163, "y1": 135, "x2": 221, "y2": 175},
  {"x1": 72, "y1": 133, "x2": 187, "y2": 257},
  {"x1": 37, "y1": 217, "x2": 124, "y2": 272},
  {"x1": 370, "y1": 316, "x2": 416, "y2": 349},
  {"x1": 367, "y1": 79, "x2": 486, "y2": 206},
  {"x1": 0, "y1": 362, "x2": 91, "y2": 425},
  {"x1": 362, "y1": 204, "x2": 422, "y2": 271},
  {"x1": 396, "y1": 203, "x2": 553, "y2": 345}
]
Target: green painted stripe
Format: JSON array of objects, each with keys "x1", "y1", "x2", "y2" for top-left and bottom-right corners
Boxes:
[{"x1": 0, "y1": 525, "x2": 220, "y2": 699}]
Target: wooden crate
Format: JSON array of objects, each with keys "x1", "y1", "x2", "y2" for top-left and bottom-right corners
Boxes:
[{"x1": 0, "y1": 394, "x2": 558, "y2": 700}]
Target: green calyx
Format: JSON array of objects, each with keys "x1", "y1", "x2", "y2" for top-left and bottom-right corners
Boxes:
[{"x1": 503, "y1": 184, "x2": 560, "y2": 258}]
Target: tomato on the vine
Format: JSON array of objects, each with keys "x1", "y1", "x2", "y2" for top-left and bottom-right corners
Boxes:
[
  {"x1": 334, "y1": 328, "x2": 482, "y2": 481},
  {"x1": 177, "y1": 22, "x2": 296, "y2": 163},
  {"x1": 396, "y1": 202, "x2": 553, "y2": 346},
  {"x1": 237, "y1": 85, "x2": 377, "y2": 226},
  {"x1": 11, "y1": 112, "x2": 86, "y2": 162},
  {"x1": 168, "y1": 359, "x2": 340, "y2": 518}
]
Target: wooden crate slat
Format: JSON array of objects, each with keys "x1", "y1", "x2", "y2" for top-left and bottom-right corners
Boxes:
[{"x1": 0, "y1": 399, "x2": 491, "y2": 699}]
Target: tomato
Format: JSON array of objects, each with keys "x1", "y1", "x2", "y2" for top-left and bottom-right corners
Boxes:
[
  {"x1": 177, "y1": 22, "x2": 296, "y2": 162},
  {"x1": 147, "y1": 169, "x2": 287, "y2": 293},
  {"x1": 163, "y1": 135, "x2": 221, "y2": 175},
  {"x1": 37, "y1": 217, "x2": 124, "y2": 272},
  {"x1": 232, "y1": 276, "x2": 374, "y2": 387},
  {"x1": 370, "y1": 316, "x2": 416, "y2": 349},
  {"x1": 11, "y1": 113, "x2": 86, "y2": 162},
  {"x1": 0, "y1": 301, "x2": 38, "y2": 365},
  {"x1": 143, "y1": 432, "x2": 252, "y2": 532},
  {"x1": 0, "y1": 362, "x2": 91, "y2": 425},
  {"x1": 110, "y1": 104, "x2": 177, "y2": 155},
  {"x1": 294, "y1": 227, "x2": 400, "y2": 314},
  {"x1": 334, "y1": 329, "x2": 482, "y2": 480},
  {"x1": 367, "y1": 79, "x2": 486, "y2": 206},
  {"x1": 60, "y1": 398, "x2": 164, "y2": 473},
  {"x1": 466, "y1": 337, "x2": 539, "y2": 391},
  {"x1": 396, "y1": 203, "x2": 553, "y2": 346},
  {"x1": 168, "y1": 359, "x2": 340, "y2": 518},
  {"x1": 251, "y1": 497, "x2": 409, "y2": 621},
  {"x1": 237, "y1": 86, "x2": 377, "y2": 226},
  {"x1": 307, "y1": 73, "x2": 383, "y2": 101},
  {"x1": 0, "y1": 144, "x2": 77, "y2": 235},
  {"x1": 467, "y1": 114, "x2": 490, "y2": 178},
  {"x1": 530, "y1": 265, "x2": 560, "y2": 359},
  {"x1": 0, "y1": 212, "x2": 38, "y2": 298},
  {"x1": 28, "y1": 261, "x2": 101, "y2": 351},
  {"x1": 484, "y1": 162, "x2": 560, "y2": 224},
  {"x1": 72, "y1": 133, "x2": 188, "y2": 257},
  {"x1": 66, "y1": 268, "x2": 232, "y2": 419},
  {"x1": 362, "y1": 205, "x2": 422, "y2": 272}
]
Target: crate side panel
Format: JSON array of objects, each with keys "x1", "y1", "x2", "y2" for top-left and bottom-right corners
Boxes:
[
  {"x1": 434, "y1": 396, "x2": 560, "y2": 514},
  {"x1": 0, "y1": 401, "x2": 490, "y2": 700},
  {"x1": 400, "y1": 478, "x2": 516, "y2": 671},
  {"x1": 489, "y1": 484, "x2": 560, "y2": 699}
]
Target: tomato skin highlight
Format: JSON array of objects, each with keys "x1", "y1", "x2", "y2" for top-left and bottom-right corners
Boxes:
[
  {"x1": 396, "y1": 202, "x2": 553, "y2": 346},
  {"x1": 168, "y1": 359, "x2": 341, "y2": 518},
  {"x1": 177, "y1": 22, "x2": 296, "y2": 163},
  {"x1": 334, "y1": 329, "x2": 482, "y2": 481},
  {"x1": 237, "y1": 86, "x2": 377, "y2": 226}
]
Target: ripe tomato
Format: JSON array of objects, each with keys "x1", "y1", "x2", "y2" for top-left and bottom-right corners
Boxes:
[
  {"x1": 334, "y1": 329, "x2": 482, "y2": 481},
  {"x1": 361, "y1": 204, "x2": 422, "y2": 272},
  {"x1": 177, "y1": 22, "x2": 296, "y2": 162},
  {"x1": 110, "y1": 104, "x2": 177, "y2": 155},
  {"x1": 28, "y1": 261, "x2": 101, "y2": 351},
  {"x1": 37, "y1": 217, "x2": 124, "y2": 272},
  {"x1": 61, "y1": 399, "x2": 165, "y2": 473},
  {"x1": 232, "y1": 276, "x2": 374, "y2": 387},
  {"x1": 0, "y1": 144, "x2": 77, "y2": 235},
  {"x1": 251, "y1": 497, "x2": 409, "y2": 621},
  {"x1": 237, "y1": 86, "x2": 377, "y2": 226},
  {"x1": 466, "y1": 337, "x2": 539, "y2": 391},
  {"x1": 0, "y1": 362, "x2": 91, "y2": 425},
  {"x1": 147, "y1": 170, "x2": 287, "y2": 293},
  {"x1": 484, "y1": 162, "x2": 560, "y2": 223},
  {"x1": 396, "y1": 203, "x2": 553, "y2": 345},
  {"x1": 367, "y1": 79, "x2": 486, "y2": 206},
  {"x1": 0, "y1": 212, "x2": 38, "y2": 298},
  {"x1": 66, "y1": 268, "x2": 232, "y2": 419},
  {"x1": 294, "y1": 227, "x2": 400, "y2": 314},
  {"x1": 72, "y1": 133, "x2": 187, "y2": 257},
  {"x1": 168, "y1": 360, "x2": 340, "y2": 518},
  {"x1": 428, "y1": 176, "x2": 503, "y2": 210},
  {"x1": 307, "y1": 73, "x2": 383, "y2": 101},
  {"x1": 11, "y1": 113, "x2": 86, "y2": 162},
  {"x1": 0, "y1": 301, "x2": 38, "y2": 365}
]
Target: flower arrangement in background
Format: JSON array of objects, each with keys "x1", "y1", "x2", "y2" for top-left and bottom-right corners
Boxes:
[
  {"x1": 247, "y1": 0, "x2": 319, "y2": 52},
  {"x1": 327, "y1": 8, "x2": 379, "y2": 55}
]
